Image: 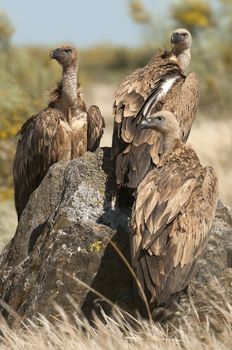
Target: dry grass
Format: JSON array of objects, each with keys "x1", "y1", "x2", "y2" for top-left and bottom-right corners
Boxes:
[
  {"x1": 0, "y1": 200, "x2": 16, "y2": 250},
  {"x1": 189, "y1": 118, "x2": 232, "y2": 206},
  {"x1": 0, "y1": 304, "x2": 232, "y2": 350}
]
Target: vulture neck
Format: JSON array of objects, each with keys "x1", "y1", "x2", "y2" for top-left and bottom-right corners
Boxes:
[
  {"x1": 173, "y1": 48, "x2": 191, "y2": 72},
  {"x1": 61, "y1": 63, "x2": 78, "y2": 107},
  {"x1": 159, "y1": 130, "x2": 180, "y2": 162}
]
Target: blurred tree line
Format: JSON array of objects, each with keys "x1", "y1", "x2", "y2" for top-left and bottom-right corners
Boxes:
[{"x1": 0, "y1": 0, "x2": 232, "y2": 201}]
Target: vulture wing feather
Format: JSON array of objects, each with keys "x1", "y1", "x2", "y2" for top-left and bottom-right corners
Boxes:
[
  {"x1": 112, "y1": 50, "x2": 199, "y2": 189},
  {"x1": 87, "y1": 105, "x2": 105, "y2": 152},
  {"x1": 13, "y1": 108, "x2": 71, "y2": 219}
]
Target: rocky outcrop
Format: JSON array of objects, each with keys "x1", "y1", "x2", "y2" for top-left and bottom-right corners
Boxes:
[
  {"x1": 0, "y1": 148, "x2": 232, "y2": 329},
  {"x1": 0, "y1": 148, "x2": 134, "y2": 326}
]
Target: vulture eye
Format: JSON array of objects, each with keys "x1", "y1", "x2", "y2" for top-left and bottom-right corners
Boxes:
[
  {"x1": 64, "y1": 49, "x2": 71, "y2": 53},
  {"x1": 155, "y1": 116, "x2": 164, "y2": 122},
  {"x1": 182, "y1": 33, "x2": 188, "y2": 37}
]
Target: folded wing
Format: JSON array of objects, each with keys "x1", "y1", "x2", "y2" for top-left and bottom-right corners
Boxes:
[
  {"x1": 112, "y1": 52, "x2": 199, "y2": 189},
  {"x1": 13, "y1": 108, "x2": 71, "y2": 219},
  {"x1": 131, "y1": 146, "x2": 218, "y2": 305},
  {"x1": 87, "y1": 105, "x2": 105, "y2": 152}
]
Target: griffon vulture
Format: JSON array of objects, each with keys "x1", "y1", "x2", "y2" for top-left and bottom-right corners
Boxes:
[
  {"x1": 112, "y1": 29, "x2": 199, "y2": 194},
  {"x1": 131, "y1": 111, "x2": 218, "y2": 309},
  {"x1": 13, "y1": 46, "x2": 104, "y2": 220}
]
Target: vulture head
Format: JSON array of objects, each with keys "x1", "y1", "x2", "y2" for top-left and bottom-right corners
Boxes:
[
  {"x1": 170, "y1": 28, "x2": 192, "y2": 51},
  {"x1": 50, "y1": 46, "x2": 78, "y2": 67},
  {"x1": 140, "y1": 111, "x2": 180, "y2": 138}
]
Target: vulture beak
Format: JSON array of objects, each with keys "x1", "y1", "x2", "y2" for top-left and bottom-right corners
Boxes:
[
  {"x1": 50, "y1": 48, "x2": 60, "y2": 60},
  {"x1": 140, "y1": 118, "x2": 151, "y2": 129},
  {"x1": 171, "y1": 32, "x2": 179, "y2": 44}
]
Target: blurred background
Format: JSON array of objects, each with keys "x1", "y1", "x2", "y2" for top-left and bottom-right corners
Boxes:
[{"x1": 0, "y1": 0, "x2": 231, "y2": 248}]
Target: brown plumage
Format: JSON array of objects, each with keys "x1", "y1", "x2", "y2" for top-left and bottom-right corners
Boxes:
[
  {"x1": 131, "y1": 111, "x2": 218, "y2": 308},
  {"x1": 111, "y1": 29, "x2": 199, "y2": 191},
  {"x1": 13, "y1": 46, "x2": 104, "y2": 220},
  {"x1": 87, "y1": 105, "x2": 105, "y2": 151}
]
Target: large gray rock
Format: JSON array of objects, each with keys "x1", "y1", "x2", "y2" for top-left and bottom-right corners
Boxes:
[
  {"x1": 0, "y1": 147, "x2": 232, "y2": 329},
  {"x1": 0, "y1": 148, "x2": 134, "y2": 326}
]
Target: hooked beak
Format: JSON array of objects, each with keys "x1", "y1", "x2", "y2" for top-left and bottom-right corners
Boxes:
[
  {"x1": 171, "y1": 32, "x2": 179, "y2": 44},
  {"x1": 49, "y1": 48, "x2": 60, "y2": 60},
  {"x1": 140, "y1": 118, "x2": 151, "y2": 129}
]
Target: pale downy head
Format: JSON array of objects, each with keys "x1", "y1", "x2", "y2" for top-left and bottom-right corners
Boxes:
[
  {"x1": 170, "y1": 28, "x2": 192, "y2": 51},
  {"x1": 140, "y1": 111, "x2": 180, "y2": 139},
  {"x1": 50, "y1": 46, "x2": 78, "y2": 68}
]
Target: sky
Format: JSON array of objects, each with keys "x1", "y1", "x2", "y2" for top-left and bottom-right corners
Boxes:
[{"x1": 0, "y1": 0, "x2": 172, "y2": 47}]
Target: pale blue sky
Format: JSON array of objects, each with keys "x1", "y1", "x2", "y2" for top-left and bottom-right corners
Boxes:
[{"x1": 0, "y1": 0, "x2": 173, "y2": 47}]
